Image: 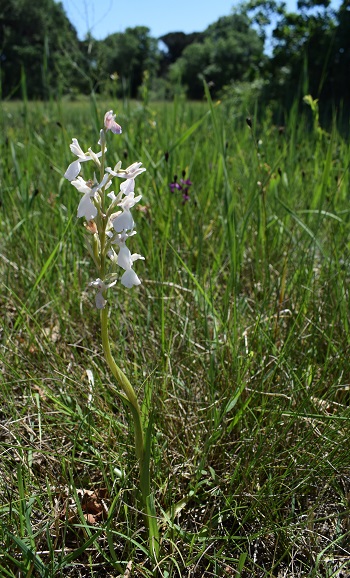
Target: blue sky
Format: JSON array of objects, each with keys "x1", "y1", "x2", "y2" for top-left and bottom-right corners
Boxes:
[{"x1": 60, "y1": 0, "x2": 314, "y2": 41}]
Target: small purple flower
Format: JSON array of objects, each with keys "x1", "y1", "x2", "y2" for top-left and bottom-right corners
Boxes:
[
  {"x1": 169, "y1": 181, "x2": 181, "y2": 193},
  {"x1": 169, "y1": 173, "x2": 192, "y2": 203}
]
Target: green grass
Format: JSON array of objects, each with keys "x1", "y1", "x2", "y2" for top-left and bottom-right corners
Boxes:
[{"x1": 1, "y1": 93, "x2": 350, "y2": 577}]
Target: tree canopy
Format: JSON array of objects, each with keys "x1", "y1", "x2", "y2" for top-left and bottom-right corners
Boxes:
[
  {"x1": 0, "y1": 0, "x2": 349, "y2": 106},
  {"x1": 169, "y1": 12, "x2": 265, "y2": 98},
  {"x1": 247, "y1": 0, "x2": 346, "y2": 106},
  {"x1": 0, "y1": 0, "x2": 80, "y2": 98}
]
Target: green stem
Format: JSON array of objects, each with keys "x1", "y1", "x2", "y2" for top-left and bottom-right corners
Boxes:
[
  {"x1": 100, "y1": 306, "x2": 159, "y2": 557},
  {"x1": 100, "y1": 305, "x2": 144, "y2": 463},
  {"x1": 97, "y1": 129, "x2": 158, "y2": 557}
]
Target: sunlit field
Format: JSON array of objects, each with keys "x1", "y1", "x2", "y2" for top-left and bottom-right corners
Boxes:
[{"x1": 1, "y1": 93, "x2": 350, "y2": 578}]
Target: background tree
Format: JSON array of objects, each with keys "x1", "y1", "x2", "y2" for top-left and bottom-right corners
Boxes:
[
  {"x1": 331, "y1": 0, "x2": 350, "y2": 103},
  {"x1": 0, "y1": 0, "x2": 80, "y2": 99},
  {"x1": 1, "y1": 0, "x2": 349, "y2": 109},
  {"x1": 158, "y1": 31, "x2": 204, "y2": 81},
  {"x1": 271, "y1": 0, "x2": 336, "y2": 102},
  {"x1": 98, "y1": 27, "x2": 160, "y2": 98},
  {"x1": 246, "y1": 0, "x2": 344, "y2": 109},
  {"x1": 169, "y1": 41, "x2": 211, "y2": 98},
  {"x1": 169, "y1": 10, "x2": 265, "y2": 98}
]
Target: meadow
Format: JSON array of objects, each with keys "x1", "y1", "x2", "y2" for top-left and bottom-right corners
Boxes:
[{"x1": 0, "y1": 92, "x2": 350, "y2": 578}]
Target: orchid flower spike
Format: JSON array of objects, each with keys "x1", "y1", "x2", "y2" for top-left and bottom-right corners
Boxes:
[{"x1": 65, "y1": 110, "x2": 146, "y2": 309}]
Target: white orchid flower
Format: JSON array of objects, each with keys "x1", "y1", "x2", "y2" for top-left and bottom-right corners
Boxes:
[
  {"x1": 106, "y1": 162, "x2": 146, "y2": 180},
  {"x1": 71, "y1": 173, "x2": 110, "y2": 221},
  {"x1": 111, "y1": 231, "x2": 144, "y2": 288},
  {"x1": 111, "y1": 191, "x2": 141, "y2": 233},
  {"x1": 118, "y1": 246, "x2": 144, "y2": 271},
  {"x1": 104, "y1": 110, "x2": 122, "y2": 134},
  {"x1": 89, "y1": 278, "x2": 117, "y2": 309},
  {"x1": 64, "y1": 138, "x2": 103, "y2": 181}
]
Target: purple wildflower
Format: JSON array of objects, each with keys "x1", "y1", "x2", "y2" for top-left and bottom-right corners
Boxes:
[
  {"x1": 169, "y1": 173, "x2": 192, "y2": 203},
  {"x1": 170, "y1": 182, "x2": 181, "y2": 192}
]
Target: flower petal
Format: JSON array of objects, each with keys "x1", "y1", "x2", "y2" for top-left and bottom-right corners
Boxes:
[
  {"x1": 71, "y1": 176, "x2": 92, "y2": 194},
  {"x1": 89, "y1": 278, "x2": 104, "y2": 289},
  {"x1": 104, "y1": 110, "x2": 122, "y2": 134},
  {"x1": 95, "y1": 291, "x2": 106, "y2": 309},
  {"x1": 120, "y1": 178, "x2": 135, "y2": 196},
  {"x1": 112, "y1": 211, "x2": 134, "y2": 232},
  {"x1": 70, "y1": 138, "x2": 86, "y2": 159},
  {"x1": 131, "y1": 253, "x2": 145, "y2": 263},
  {"x1": 121, "y1": 268, "x2": 141, "y2": 288},
  {"x1": 117, "y1": 245, "x2": 132, "y2": 270},
  {"x1": 106, "y1": 162, "x2": 146, "y2": 179},
  {"x1": 87, "y1": 147, "x2": 102, "y2": 166},
  {"x1": 118, "y1": 192, "x2": 142, "y2": 211},
  {"x1": 77, "y1": 194, "x2": 98, "y2": 220},
  {"x1": 64, "y1": 160, "x2": 81, "y2": 181}
]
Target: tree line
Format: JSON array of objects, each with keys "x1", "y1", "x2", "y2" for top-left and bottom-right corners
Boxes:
[{"x1": 0, "y1": 0, "x2": 349, "y2": 107}]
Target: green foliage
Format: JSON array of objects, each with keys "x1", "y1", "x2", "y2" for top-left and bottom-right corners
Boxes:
[
  {"x1": 1, "y1": 94, "x2": 350, "y2": 576},
  {"x1": 246, "y1": 0, "x2": 346, "y2": 109},
  {"x1": 170, "y1": 12, "x2": 265, "y2": 99},
  {"x1": 271, "y1": 1, "x2": 336, "y2": 97},
  {"x1": 0, "y1": 0, "x2": 81, "y2": 99},
  {"x1": 1, "y1": 0, "x2": 350, "y2": 107},
  {"x1": 331, "y1": 0, "x2": 350, "y2": 102},
  {"x1": 96, "y1": 27, "x2": 160, "y2": 98},
  {"x1": 159, "y1": 31, "x2": 204, "y2": 65}
]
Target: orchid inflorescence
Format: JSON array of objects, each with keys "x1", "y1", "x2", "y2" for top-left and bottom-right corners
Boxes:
[
  {"x1": 63, "y1": 111, "x2": 159, "y2": 555},
  {"x1": 64, "y1": 110, "x2": 146, "y2": 308}
]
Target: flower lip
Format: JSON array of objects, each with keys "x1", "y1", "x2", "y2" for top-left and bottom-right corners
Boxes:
[
  {"x1": 64, "y1": 160, "x2": 82, "y2": 181},
  {"x1": 112, "y1": 210, "x2": 134, "y2": 233},
  {"x1": 121, "y1": 268, "x2": 142, "y2": 288}
]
